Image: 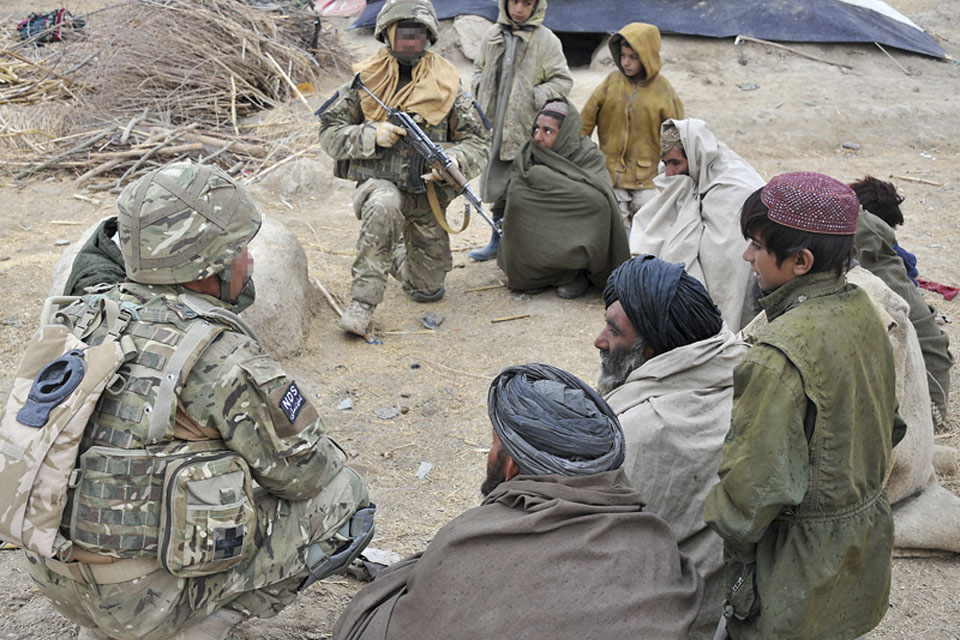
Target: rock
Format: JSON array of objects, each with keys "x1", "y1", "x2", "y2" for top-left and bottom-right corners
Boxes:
[
  {"x1": 415, "y1": 461, "x2": 433, "y2": 480},
  {"x1": 244, "y1": 215, "x2": 318, "y2": 358},
  {"x1": 841, "y1": 140, "x2": 861, "y2": 150},
  {"x1": 48, "y1": 214, "x2": 317, "y2": 359},
  {"x1": 452, "y1": 15, "x2": 492, "y2": 63},
  {"x1": 590, "y1": 35, "x2": 613, "y2": 71},
  {"x1": 373, "y1": 406, "x2": 400, "y2": 420},
  {"x1": 337, "y1": 398, "x2": 354, "y2": 411},
  {"x1": 737, "y1": 82, "x2": 759, "y2": 91},
  {"x1": 253, "y1": 157, "x2": 344, "y2": 199}
]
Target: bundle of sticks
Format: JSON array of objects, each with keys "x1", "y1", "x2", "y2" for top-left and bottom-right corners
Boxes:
[{"x1": 1, "y1": 0, "x2": 354, "y2": 186}]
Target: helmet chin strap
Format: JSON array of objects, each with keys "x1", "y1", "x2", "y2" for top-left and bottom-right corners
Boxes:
[{"x1": 218, "y1": 268, "x2": 256, "y2": 313}]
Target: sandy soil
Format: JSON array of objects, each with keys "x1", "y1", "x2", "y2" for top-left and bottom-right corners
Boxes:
[{"x1": 1, "y1": 1, "x2": 959, "y2": 638}]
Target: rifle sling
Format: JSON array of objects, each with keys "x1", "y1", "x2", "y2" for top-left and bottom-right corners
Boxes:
[{"x1": 426, "y1": 180, "x2": 470, "y2": 235}]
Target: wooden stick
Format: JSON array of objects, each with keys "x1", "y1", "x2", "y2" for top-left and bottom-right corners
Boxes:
[
  {"x1": 314, "y1": 279, "x2": 344, "y2": 317},
  {"x1": 245, "y1": 142, "x2": 323, "y2": 184},
  {"x1": 75, "y1": 158, "x2": 124, "y2": 187},
  {"x1": 14, "y1": 129, "x2": 111, "y2": 180},
  {"x1": 0, "y1": 49, "x2": 73, "y2": 83},
  {"x1": 230, "y1": 75, "x2": 240, "y2": 136},
  {"x1": 120, "y1": 109, "x2": 149, "y2": 145},
  {"x1": 892, "y1": 174, "x2": 943, "y2": 187},
  {"x1": 264, "y1": 51, "x2": 311, "y2": 110},
  {"x1": 735, "y1": 35, "x2": 853, "y2": 70},
  {"x1": 421, "y1": 360, "x2": 488, "y2": 381},
  {"x1": 91, "y1": 142, "x2": 203, "y2": 160},
  {"x1": 464, "y1": 284, "x2": 504, "y2": 293},
  {"x1": 491, "y1": 313, "x2": 530, "y2": 323},
  {"x1": 48, "y1": 220, "x2": 85, "y2": 225},
  {"x1": 380, "y1": 330, "x2": 437, "y2": 335},
  {"x1": 874, "y1": 42, "x2": 911, "y2": 76}
]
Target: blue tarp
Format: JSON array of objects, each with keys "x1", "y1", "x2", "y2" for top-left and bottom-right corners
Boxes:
[{"x1": 351, "y1": 0, "x2": 945, "y2": 59}]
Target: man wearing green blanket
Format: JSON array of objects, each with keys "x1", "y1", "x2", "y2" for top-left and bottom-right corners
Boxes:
[{"x1": 497, "y1": 98, "x2": 630, "y2": 298}]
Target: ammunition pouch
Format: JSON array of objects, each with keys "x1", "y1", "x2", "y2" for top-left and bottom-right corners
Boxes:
[{"x1": 69, "y1": 441, "x2": 256, "y2": 577}]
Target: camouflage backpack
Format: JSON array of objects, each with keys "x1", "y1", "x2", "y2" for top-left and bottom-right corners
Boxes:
[{"x1": 0, "y1": 296, "x2": 134, "y2": 559}]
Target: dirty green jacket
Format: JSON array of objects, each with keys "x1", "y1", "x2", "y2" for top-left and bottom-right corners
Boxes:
[
  {"x1": 62, "y1": 216, "x2": 126, "y2": 296},
  {"x1": 704, "y1": 272, "x2": 899, "y2": 640},
  {"x1": 580, "y1": 23, "x2": 683, "y2": 189},
  {"x1": 472, "y1": 0, "x2": 572, "y2": 163},
  {"x1": 855, "y1": 209, "x2": 953, "y2": 419}
]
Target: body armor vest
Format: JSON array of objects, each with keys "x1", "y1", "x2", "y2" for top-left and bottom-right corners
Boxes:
[
  {"x1": 342, "y1": 118, "x2": 450, "y2": 193},
  {"x1": 58, "y1": 284, "x2": 248, "y2": 559}
]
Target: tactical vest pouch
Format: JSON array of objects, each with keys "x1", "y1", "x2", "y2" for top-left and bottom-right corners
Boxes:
[
  {"x1": 68, "y1": 445, "x2": 166, "y2": 558},
  {"x1": 0, "y1": 325, "x2": 124, "y2": 558},
  {"x1": 158, "y1": 449, "x2": 256, "y2": 577}
]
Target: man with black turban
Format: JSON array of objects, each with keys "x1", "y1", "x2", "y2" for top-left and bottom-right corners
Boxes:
[
  {"x1": 595, "y1": 255, "x2": 747, "y2": 640},
  {"x1": 333, "y1": 363, "x2": 702, "y2": 640}
]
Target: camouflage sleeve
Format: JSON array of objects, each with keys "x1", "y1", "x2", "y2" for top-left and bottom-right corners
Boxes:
[
  {"x1": 179, "y1": 331, "x2": 349, "y2": 500},
  {"x1": 443, "y1": 84, "x2": 491, "y2": 182},
  {"x1": 318, "y1": 82, "x2": 381, "y2": 161}
]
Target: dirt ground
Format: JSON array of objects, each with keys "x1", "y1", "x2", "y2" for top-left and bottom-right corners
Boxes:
[{"x1": 2, "y1": 0, "x2": 960, "y2": 638}]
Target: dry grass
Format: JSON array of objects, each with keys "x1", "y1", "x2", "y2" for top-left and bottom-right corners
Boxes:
[{"x1": 0, "y1": 0, "x2": 354, "y2": 187}]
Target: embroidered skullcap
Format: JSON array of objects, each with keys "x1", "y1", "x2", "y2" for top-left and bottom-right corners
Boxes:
[
  {"x1": 660, "y1": 121, "x2": 682, "y2": 156},
  {"x1": 761, "y1": 171, "x2": 859, "y2": 235},
  {"x1": 538, "y1": 99, "x2": 568, "y2": 123},
  {"x1": 603, "y1": 255, "x2": 723, "y2": 355},
  {"x1": 488, "y1": 363, "x2": 625, "y2": 477}
]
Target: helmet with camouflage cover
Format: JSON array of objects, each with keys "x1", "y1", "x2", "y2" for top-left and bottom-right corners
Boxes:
[
  {"x1": 116, "y1": 162, "x2": 261, "y2": 284},
  {"x1": 374, "y1": 0, "x2": 439, "y2": 45}
]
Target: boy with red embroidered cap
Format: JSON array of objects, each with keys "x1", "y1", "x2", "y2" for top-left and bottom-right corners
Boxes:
[{"x1": 704, "y1": 172, "x2": 904, "y2": 640}]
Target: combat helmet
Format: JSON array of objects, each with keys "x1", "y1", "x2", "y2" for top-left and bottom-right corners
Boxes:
[
  {"x1": 374, "y1": 0, "x2": 439, "y2": 46},
  {"x1": 117, "y1": 162, "x2": 261, "y2": 284}
]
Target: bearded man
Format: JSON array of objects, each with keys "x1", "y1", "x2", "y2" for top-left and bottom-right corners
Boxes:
[
  {"x1": 595, "y1": 255, "x2": 747, "y2": 640},
  {"x1": 333, "y1": 363, "x2": 702, "y2": 640}
]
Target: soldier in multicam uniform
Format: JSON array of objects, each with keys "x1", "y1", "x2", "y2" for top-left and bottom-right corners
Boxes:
[
  {"x1": 318, "y1": 0, "x2": 490, "y2": 336},
  {"x1": 23, "y1": 162, "x2": 374, "y2": 640}
]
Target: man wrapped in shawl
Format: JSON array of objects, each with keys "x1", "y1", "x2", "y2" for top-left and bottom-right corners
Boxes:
[
  {"x1": 596, "y1": 255, "x2": 746, "y2": 640},
  {"x1": 497, "y1": 97, "x2": 630, "y2": 299},
  {"x1": 333, "y1": 363, "x2": 702, "y2": 640},
  {"x1": 630, "y1": 118, "x2": 764, "y2": 329}
]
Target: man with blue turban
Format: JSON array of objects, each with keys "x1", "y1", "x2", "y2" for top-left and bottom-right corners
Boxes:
[
  {"x1": 333, "y1": 363, "x2": 702, "y2": 640},
  {"x1": 595, "y1": 255, "x2": 747, "y2": 640}
]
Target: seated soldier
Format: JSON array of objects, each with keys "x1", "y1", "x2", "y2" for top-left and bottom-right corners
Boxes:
[
  {"x1": 850, "y1": 175, "x2": 953, "y2": 429},
  {"x1": 497, "y1": 97, "x2": 630, "y2": 299},
  {"x1": 333, "y1": 363, "x2": 703, "y2": 640},
  {"x1": 630, "y1": 118, "x2": 764, "y2": 329},
  {"x1": 19, "y1": 163, "x2": 373, "y2": 640},
  {"x1": 595, "y1": 255, "x2": 747, "y2": 640}
]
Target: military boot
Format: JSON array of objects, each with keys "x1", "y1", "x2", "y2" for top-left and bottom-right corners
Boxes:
[{"x1": 340, "y1": 299, "x2": 375, "y2": 336}]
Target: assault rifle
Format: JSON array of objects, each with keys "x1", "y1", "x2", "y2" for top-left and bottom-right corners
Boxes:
[{"x1": 349, "y1": 74, "x2": 502, "y2": 237}]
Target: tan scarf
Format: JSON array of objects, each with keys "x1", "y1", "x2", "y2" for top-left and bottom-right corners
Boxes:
[{"x1": 353, "y1": 45, "x2": 460, "y2": 127}]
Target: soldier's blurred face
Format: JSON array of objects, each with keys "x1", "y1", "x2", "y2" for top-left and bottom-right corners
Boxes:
[
  {"x1": 227, "y1": 248, "x2": 254, "y2": 300},
  {"x1": 532, "y1": 114, "x2": 561, "y2": 150},
  {"x1": 508, "y1": 0, "x2": 536, "y2": 23},
  {"x1": 393, "y1": 25, "x2": 428, "y2": 62}
]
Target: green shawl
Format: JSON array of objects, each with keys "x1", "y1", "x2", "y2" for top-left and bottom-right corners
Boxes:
[{"x1": 497, "y1": 98, "x2": 629, "y2": 290}]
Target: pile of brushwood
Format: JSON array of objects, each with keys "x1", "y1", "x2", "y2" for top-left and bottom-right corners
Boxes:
[{"x1": 0, "y1": 0, "x2": 355, "y2": 190}]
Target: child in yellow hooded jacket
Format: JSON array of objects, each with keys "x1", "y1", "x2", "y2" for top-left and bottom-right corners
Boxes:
[{"x1": 581, "y1": 23, "x2": 684, "y2": 229}]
